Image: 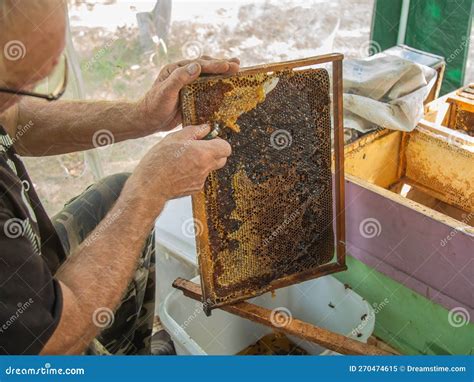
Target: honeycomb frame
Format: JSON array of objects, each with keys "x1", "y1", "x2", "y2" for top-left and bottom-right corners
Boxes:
[{"x1": 180, "y1": 54, "x2": 346, "y2": 314}]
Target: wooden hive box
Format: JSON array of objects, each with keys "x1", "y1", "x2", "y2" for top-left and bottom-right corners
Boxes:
[{"x1": 343, "y1": 90, "x2": 473, "y2": 323}]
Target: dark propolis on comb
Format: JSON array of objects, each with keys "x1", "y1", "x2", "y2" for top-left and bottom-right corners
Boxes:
[{"x1": 180, "y1": 57, "x2": 346, "y2": 315}]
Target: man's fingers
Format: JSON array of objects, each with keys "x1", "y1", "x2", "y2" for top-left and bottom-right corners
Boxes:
[
  {"x1": 162, "y1": 63, "x2": 202, "y2": 94},
  {"x1": 226, "y1": 61, "x2": 240, "y2": 74},
  {"x1": 176, "y1": 126, "x2": 232, "y2": 160},
  {"x1": 213, "y1": 157, "x2": 228, "y2": 170},
  {"x1": 158, "y1": 59, "x2": 192, "y2": 81},
  {"x1": 177, "y1": 124, "x2": 210, "y2": 140},
  {"x1": 200, "y1": 55, "x2": 240, "y2": 65},
  {"x1": 157, "y1": 63, "x2": 177, "y2": 82},
  {"x1": 200, "y1": 138, "x2": 232, "y2": 158},
  {"x1": 159, "y1": 57, "x2": 240, "y2": 83},
  {"x1": 199, "y1": 58, "x2": 240, "y2": 75}
]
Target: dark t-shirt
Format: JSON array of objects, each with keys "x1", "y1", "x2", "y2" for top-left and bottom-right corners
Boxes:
[{"x1": 0, "y1": 125, "x2": 65, "y2": 354}]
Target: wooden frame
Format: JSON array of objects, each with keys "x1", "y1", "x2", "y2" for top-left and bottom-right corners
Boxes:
[
  {"x1": 173, "y1": 278, "x2": 392, "y2": 355},
  {"x1": 179, "y1": 54, "x2": 346, "y2": 314},
  {"x1": 343, "y1": 121, "x2": 473, "y2": 318},
  {"x1": 345, "y1": 126, "x2": 473, "y2": 215}
]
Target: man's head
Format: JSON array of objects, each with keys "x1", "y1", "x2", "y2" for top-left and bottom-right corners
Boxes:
[{"x1": 0, "y1": 0, "x2": 67, "y2": 112}]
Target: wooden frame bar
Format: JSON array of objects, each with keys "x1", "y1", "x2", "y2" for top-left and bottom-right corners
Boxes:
[
  {"x1": 173, "y1": 278, "x2": 392, "y2": 356},
  {"x1": 332, "y1": 58, "x2": 346, "y2": 265}
]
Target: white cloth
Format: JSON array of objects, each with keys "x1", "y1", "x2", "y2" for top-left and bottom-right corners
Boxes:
[{"x1": 343, "y1": 54, "x2": 437, "y2": 133}]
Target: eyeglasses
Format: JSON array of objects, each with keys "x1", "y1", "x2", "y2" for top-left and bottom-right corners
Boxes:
[{"x1": 0, "y1": 54, "x2": 68, "y2": 101}]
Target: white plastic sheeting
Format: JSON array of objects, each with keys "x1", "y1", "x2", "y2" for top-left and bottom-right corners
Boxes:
[{"x1": 343, "y1": 54, "x2": 437, "y2": 133}]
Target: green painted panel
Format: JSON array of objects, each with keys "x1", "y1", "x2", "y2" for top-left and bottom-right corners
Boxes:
[
  {"x1": 370, "y1": 0, "x2": 403, "y2": 51},
  {"x1": 371, "y1": 0, "x2": 472, "y2": 94},
  {"x1": 404, "y1": 0, "x2": 472, "y2": 93},
  {"x1": 335, "y1": 256, "x2": 474, "y2": 355}
]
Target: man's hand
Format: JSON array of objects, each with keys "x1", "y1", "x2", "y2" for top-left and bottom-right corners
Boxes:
[
  {"x1": 122, "y1": 124, "x2": 232, "y2": 209},
  {"x1": 12, "y1": 56, "x2": 239, "y2": 156},
  {"x1": 137, "y1": 56, "x2": 240, "y2": 133}
]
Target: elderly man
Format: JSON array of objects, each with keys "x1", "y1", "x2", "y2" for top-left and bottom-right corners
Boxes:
[{"x1": 0, "y1": 0, "x2": 239, "y2": 354}]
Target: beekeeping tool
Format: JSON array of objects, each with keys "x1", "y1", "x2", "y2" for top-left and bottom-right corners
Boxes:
[
  {"x1": 203, "y1": 122, "x2": 222, "y2": 140},
  {"x1": 178, "y1": 53, "x2": 346, "y2": 315}
]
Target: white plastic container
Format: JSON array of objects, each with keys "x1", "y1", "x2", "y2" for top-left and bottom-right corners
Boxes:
[
  {"x1": 159, "y1": 275, "x2": 375, "y2": 355},
  {"x1": 155, "y1": 197, "x2": 375, "y2": 355},
  {"x1": 155, "y1": 196, "x2": 199, "y2": 306}
]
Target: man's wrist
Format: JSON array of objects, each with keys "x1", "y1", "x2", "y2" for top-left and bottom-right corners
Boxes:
[
  {"x1": 117, "y1": 178, "x2": 167, "y2": 223},
  {"x1": 134, "y1": 98, "x2": 162, "y2": 135}
]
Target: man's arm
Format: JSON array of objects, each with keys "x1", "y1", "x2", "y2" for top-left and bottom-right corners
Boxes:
[
  {"x1": 15, "y1": 98, "x2": 148, "y2": 156},
  {"x1": 42, "y1": 188, "x2": 161, "y2": 354},
  {"x1": 41, "y1": 124, "x2": 232, "y2": 354},
  {"x1": 7, "y1": 57, "x2": 239, "y2": 157}
]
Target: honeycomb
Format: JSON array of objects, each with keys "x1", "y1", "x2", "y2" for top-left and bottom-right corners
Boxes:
[
  {"x1": 181, "y1": 68, "x2": 335, "y2": 312},
  {"x1": 405, "y1": 129, "x2": 474, "y2": 213},
  {"x1": 454, "y1": 110, "x2": 474, "y2": 136},
  {"x1": 237, "y1": 333, "x2": 308, "y2": 355}
]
